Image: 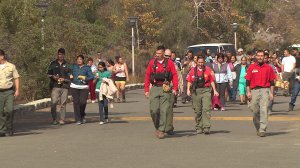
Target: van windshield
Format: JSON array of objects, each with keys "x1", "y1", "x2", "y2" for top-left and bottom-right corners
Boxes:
[{"x1": 187, "y1": 46, "x2": 219, "y2": 55}]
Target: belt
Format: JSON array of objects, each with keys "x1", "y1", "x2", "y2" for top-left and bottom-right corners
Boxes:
[
  {"x1": 0, "y1": 87, "x2": 13, "y2": 92},
  {"x1": 252, "y1": 86, "x2": 269, "y2": 90}
]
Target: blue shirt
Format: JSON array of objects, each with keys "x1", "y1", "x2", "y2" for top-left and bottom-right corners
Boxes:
[{"x1": 71, "y1": 64, "x2": 94, "y2": 85}]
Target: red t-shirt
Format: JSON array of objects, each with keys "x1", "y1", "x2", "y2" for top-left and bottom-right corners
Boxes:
[
  {"x1": 245, "y1": 63, "x2": 276, "y2": 89},
  {"x1": 186, "y1": 66, "x2": 215, "y2": 87},
  {"x1": 144, "y1": 59, "x2": 178, "y2": 92}
]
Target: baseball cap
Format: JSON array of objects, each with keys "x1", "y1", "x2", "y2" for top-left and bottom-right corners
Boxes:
[{"x1": 238, "y1": 48, "x2": 244, "y2": 52}]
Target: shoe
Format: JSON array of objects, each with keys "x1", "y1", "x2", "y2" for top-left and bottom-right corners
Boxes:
[
  {"x1": 221, "y1": 108, "x2": 225, "y2": 111},
  {"x1": 116, "y1": 98, "x2": 121, "y2": 103},
  {"x1": 82, "y1": 119, "x2": 86, "y2": 124},
  {"x1": 52, "y1": 120, "x2": 59, "y2": 125},
  {"x1": 0, "y1": 132, "x2": 5, "y2": 137},
  {"x1": 165, "y1": 130, "x2": 175, "y2": 135},
  {"x1": 240, "y1": 102, "x2": 245, "y2": 105},
  {"x1": 203, "y1": 128, "x2": 210, "y2": 135},
  {"x1": 99, "y1": 121, "x2": 104, "y2": 125},
  {"x1": 121, "y1": 99, "x2": 126, "y2": 103},
  {"x1": 155, "y1": 130, "x2": 165, "y2": 139},
  {"x1": 59, "y1": 120, "x2": 65, "y2": 125},
  {"x1": 196, "y1": 129, "x2": 204, "y2": 134},
  {"x1": 6, "y1": 130, "x2": 14, "y2": 137},
  {"x1": 257, "y1": 131, "x2": 266, "y2": 137},
  {"x1": 213, "y1": 108, "x2": 218, "y2": 111},
  {"x1": 76, "y1": 121, "x2": 82, "y2": 125},
  {"x1": 91, "y1": 100, "x2": 96, "y2": 103},
  {"x1": 105, "y1": 119, "x2": 109, "y2": 123},
  {"x1": 288, "y1": 104, "x2": 294, "y2": 111}
]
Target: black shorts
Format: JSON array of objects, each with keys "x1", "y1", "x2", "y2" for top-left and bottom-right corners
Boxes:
[{"x1": 115, "y1": 76, "x2": 126, "y2": 82}]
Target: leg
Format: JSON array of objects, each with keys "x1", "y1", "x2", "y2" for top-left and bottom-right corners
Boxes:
[
  {"x1": 50, "y1": 88, "x2": 60, "y2": 121},
  {"x1": 259, "y1": 89, "x2": 270, "y2": 133},
  {"x1": 4, "y1": 90, "x2": 14, "y2": 133},
  {"x1": 288, "y1": 72, "x2": 294, "y2": 95},
  {"x1": 201, "y1": 88, "x2": 212, "y2": 130},
  {"x1": 158, "y1": 91, "x2": 171, "y2": 132},
  {"x1": 0, "y1": 91, "x2": 6, "y2": 133},
  {"x1": 249, "y1": 89, "x2": 260, "y2": 131},
  {"x1": 96, "y1": 92, "x2": 104, "y2": 121},
  {"x1": 88, "y1": 80, "x2": 96, "y2": 101},
  {"x1": 219, "y1": 83, "x2": 227, "y2": 107},
  {"x1": 59, "y1": 88, "x2": 69, "y2": 121},
  {"x1": 120, "y1": 82, "x2": 126, "y2": 102},
  {"x1": 115, "y1": 82, "x2": 121, "y2": 101},
  {"x1": 103, "y1": 95, "x2": 109, "y2": 119},
  {"x1": 192, "y1": 90, "x2": 202, "y2": 130},
  {"x1": 149, "y1": 87, "x2": 160, "y2": 129},
  {"x1": 290, "y1": 79, "x2": 300, "y2": 108},
  {"x1": 71, "y1": 88, "x2": 81, "y2": 122},
  {"x1": 165, "y1": 93, "x2": 174, "y2": 132},
  {"x1": 79, "y1": 89, "x2": 89, "y2": 121}
]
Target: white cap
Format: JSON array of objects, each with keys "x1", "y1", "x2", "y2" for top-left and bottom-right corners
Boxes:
[
  {"x1": 175, "y1": 57, "x2": 181, "y2": 61},
  {"x1": 238, "y1": 48, "x2": 243, "y2": 52}
]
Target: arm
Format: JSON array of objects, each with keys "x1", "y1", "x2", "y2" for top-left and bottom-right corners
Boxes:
[
  {"x1": 85, "y1": 67, "x2": 94, "y2": 81},
  {"x1": 170, "y1": 61, "x2": 178, "y2": 93},
  {"x1": 144, "y1": 61, "x2": 153, "y2": 96},
  {"x1": 187, "y1": 81, "x2": 192, "y2": 96},
  {"x1": 210, "y1": 82, "x2": 219, "y2": 96},
  {"x1": 14, "y1": 78, "x2": 20, "y2": 97},
  {"x1": 124, "y1": 63, "x2": 130, "y2": 81},
  {"x1": 226, "y1": 65, "x2": 233, "y2": 86}
]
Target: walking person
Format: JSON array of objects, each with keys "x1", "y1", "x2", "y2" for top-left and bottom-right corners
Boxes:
[
  {"x1": 289, "y1": 48, "x2": 300, "y2": 111},
  {"x1": 144, "y1": 46, "x2": 178, "y2": 139},
  {"x1": 245, "y1": 50, "x2": 276, "y2": 137},
  {"x1": 94, "y1": 62, "x2": 112, "y2": 124},
  {"x1": 0, "y1": 49, "x2": 20, "y2": 137},
  {"x1": 234, "y1": 56, "x2": 249, "y2": 105},
  {"x1": 181, "y1": 51, "x2": 193, "y2": 103},
  {"x1": 228, "y1": 55, "x2": 238, "y2": 102},
  {"x1": 211, "y1": 53, "x2": 233, "y2": 110},
  {"x1": 113, "y1": 56, "x2": 129, "y2": 103},
  {"x1": 187, "y1": 56, "x2": 219, "y2": 134},
  {"x1": 47, "y1": 48, "x2": 72, "y2": 125},
  {"x1": 87, "y1": 57, "x2": 97, "y2": 103},
  {"x1": 70, "y1": 55, "x2": 94, "y2": 125},
  {"x1": 281, "y1": 49, "x2": 296, "y2": 96}
]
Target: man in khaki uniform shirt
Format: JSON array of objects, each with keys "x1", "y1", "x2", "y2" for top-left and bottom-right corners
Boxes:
[{"x1": 0, "y1": 49, "x2": 20, "y2": 137}]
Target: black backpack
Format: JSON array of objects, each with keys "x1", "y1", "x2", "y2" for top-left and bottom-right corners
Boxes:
[{"x1": 150, "y1": 58, "x2": 172, "y2": 84}]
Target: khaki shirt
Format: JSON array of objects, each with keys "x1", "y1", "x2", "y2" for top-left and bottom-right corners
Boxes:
[{"x1": 0, "y1": 62, "x2": 20, "y2": 89}]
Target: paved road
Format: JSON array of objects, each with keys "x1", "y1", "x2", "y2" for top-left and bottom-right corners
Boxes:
[{"x1": 1, "y1": 89, "x2": 300, "y2": 168}]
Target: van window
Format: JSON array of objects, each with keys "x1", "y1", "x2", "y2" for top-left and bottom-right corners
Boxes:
[
  {"x1": 188, "y1": 46, "x2": 219, "y2": 55},
  {"x1": 223, "y1": 45, "x2": 236, "y2": 55}
]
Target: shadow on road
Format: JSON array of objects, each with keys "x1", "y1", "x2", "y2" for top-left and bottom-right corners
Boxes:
[
  {"x1": 210, "y1": 130, "x2": 231, "y2": 134},
  {"x1": 267, "y1": 131, "x2": 289, "y2": 136}
]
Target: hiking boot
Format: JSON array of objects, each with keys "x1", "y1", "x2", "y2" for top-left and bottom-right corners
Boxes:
[
  {"x1": 196, "y1": 129, "x2": 204, "y2": 134},
  {"x1": 288, "y1": 104, "x2": 294, "y2": 111},
  {"x1": 257, "y1": 131, "x2": 266, "y2": 137},
  {"x1": 203, "y1": 128, "x2": 210, "y2": 135},
  {"x1": 59, "y1": 120, "x2": 65, "y2": 125},
  {"x1": 165, "y1": 130, "x2": 175, "y2": 136}
]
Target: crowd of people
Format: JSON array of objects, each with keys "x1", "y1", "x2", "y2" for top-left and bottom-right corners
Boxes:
[
  {"x1": 145, "y1": 46, "x2": 300, "y2": 139},
  {"x1": 0, "y1": 45, "x2": 299, "y2": 138}
]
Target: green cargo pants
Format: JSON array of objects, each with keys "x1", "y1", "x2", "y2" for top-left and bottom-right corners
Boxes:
[
  {"x1": 249, "y1": 88, "x2": 270, "y2": 133},
  {"x1": 0, "y1": 90, "x2": 14, "y2": 133},
  {"x1": 191, "y1": 87, "x2": 212, "y2": 130},
  {"x1": 165, "y1": 93, "x2": 175, "y2": 132},
  {"x1": 150, "y1": 86, "x2": 171, "y2": 132}
]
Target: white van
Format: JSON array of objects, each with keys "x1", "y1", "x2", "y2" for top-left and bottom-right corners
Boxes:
[{"x1": 187, "y1": 43, "x2": 236, "y2": 56}]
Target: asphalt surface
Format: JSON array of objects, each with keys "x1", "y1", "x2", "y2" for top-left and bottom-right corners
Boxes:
[{"x1": 1, "y1": 89, "x2": 300, "y2": 168}]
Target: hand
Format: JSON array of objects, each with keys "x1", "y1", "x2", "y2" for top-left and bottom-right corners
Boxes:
[
  {"x1": 269, "y1": 93, "x2": 274, "y2": 101},
  {"x1": 126, "y1": 78, "x2": 130, "y2": 82},
  {"x1": 70, "y1": 75, "x2": 74, "y2": 80},
  {"x1": 78, "y1": 75, "x2": 86, "y2": 80},
  {"x1": 172, "y1": 90, "x2": 177, "y2": 96},
  {"x1": 145, "y1": 92, "x2": 149, "y2": 99},
  {"x1": 187, "y1": 90, "x2": 191, "y2": 96},
  {"x1": 247, "y1": 92, "x2": 252, "y2": 102},
  {"x1": 214, "y1": 90, "x2": 219, "y2": 96},
  {"x1": 14, "y1": 90, "x2": 20, "y2": 98},
  {"x1": 58, "y1": 78, "x2": 65, "y2": 82},
  {"x1": 229, "y1": 82, "x2": 233, "y2": 88}
]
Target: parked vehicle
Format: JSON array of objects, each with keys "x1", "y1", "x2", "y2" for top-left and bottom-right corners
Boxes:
[{"x1": 187, "y1": 43, "x2": 236, "y2": 56}]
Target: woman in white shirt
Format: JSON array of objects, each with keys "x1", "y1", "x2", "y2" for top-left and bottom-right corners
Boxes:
[{"x1": 113, "y1": 56, "x2": 129, "y2": 103}]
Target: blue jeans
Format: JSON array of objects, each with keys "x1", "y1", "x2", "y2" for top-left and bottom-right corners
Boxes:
[
  {"x1": 290, "y1": 79, "x2": 300, "y2": 106},
  {"x1": 228, "y1": 86, "x2": 237, "y2": 101},
  {"x1": 96, "y1": 92, "x2": 108, "y2": 121}
]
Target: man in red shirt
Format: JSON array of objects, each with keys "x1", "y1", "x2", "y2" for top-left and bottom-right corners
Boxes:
[
  {"x1": 144, "y1": 46, "x2": 178, "y2": 139},
  {"x1": 187, "y1": 56, "x2": 218, "y2": 134},
  {"x1": 245, "y1": 50, "x2": 276, "y2": 137}
]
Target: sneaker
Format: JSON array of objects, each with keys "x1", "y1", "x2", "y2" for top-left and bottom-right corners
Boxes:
[
  {"x1": 196, "y1": 129, "x2": 204, "y2": 134},
  {"x1": 105, "y1": 119, "x2": 109, "y2": 123},
  {"x1": 116, "y1": 98, "x2": 121, "y2": 103},
  {"x1": 59, "y1": 120, "x2": 65, "y2": 125},
  {"x1": 221, "y1": 108, "x2": 225, "y2": 111},
  {"x1": 82, "y1": 119, "x2": 86, "y2": 124},
  {"x1": 213, "y1": 108, "x2": 218, "y2": 111},
  {"x1": 288, "y1": 104, "x2": 294, "y2": 111},
  {"x1": 121, "y1": 99, "x2": 126, "y2": 103},
  {"x1": 165, "y1": 130, "x2": 175, "y2": 135},
  {"x1": 99, "y1": 121, "x2": 104, "y2": 125},
  {"x1": 52, "y1": 120, "x2": 59, "y2": 125},
  {"x1": 76, "y1": 121, "x2": 82, "y2": 125},
  {"x1": 91, "y1": 100, "x2": 96, "y2": 103},
  {"x1": 257, "y1": 131, "x2": 266, "y2": 137},
  {"x1": 203, "y1": 128, "x2": 210, "y2": 135}
]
